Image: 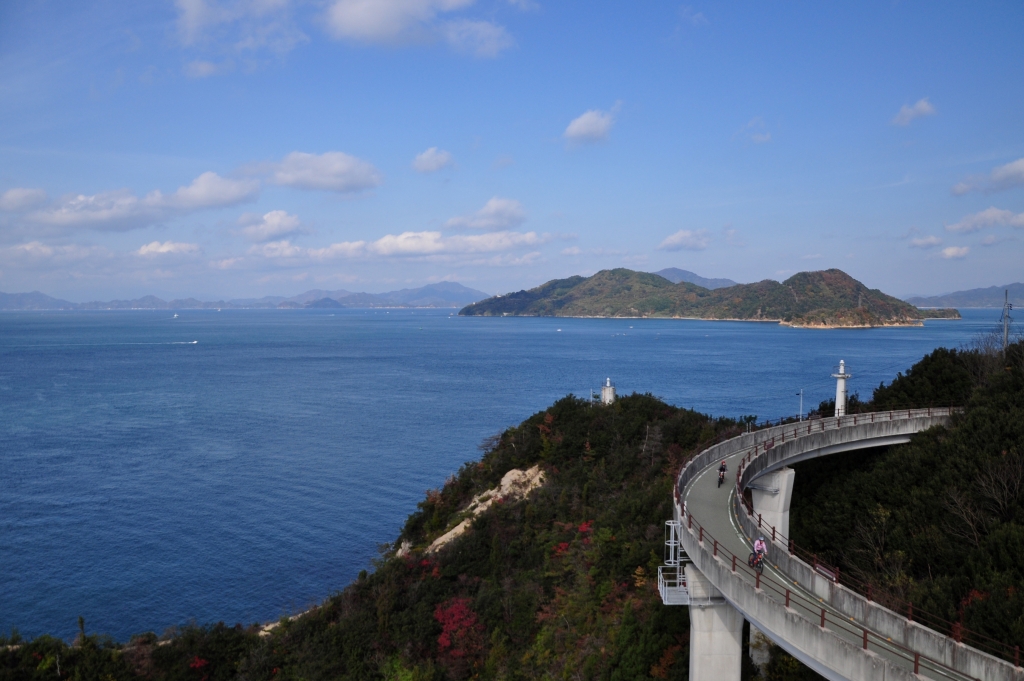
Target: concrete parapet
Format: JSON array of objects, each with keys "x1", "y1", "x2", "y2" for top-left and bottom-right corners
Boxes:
[
  {"x1": 680, "y1": 530, "x2": 919, "y2": 681},
  {"x1": 726, "y1": 412, "x2": 1024, "y2": 681}
]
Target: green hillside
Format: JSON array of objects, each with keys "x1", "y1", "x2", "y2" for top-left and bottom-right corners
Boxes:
[{"x1": 460, "y1": 268, "x2": 960, "y2": 327}]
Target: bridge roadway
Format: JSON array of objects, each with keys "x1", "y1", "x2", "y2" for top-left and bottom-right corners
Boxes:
[{"x1": 671, "y1": 409, "x2": 1023, "y2": 681}]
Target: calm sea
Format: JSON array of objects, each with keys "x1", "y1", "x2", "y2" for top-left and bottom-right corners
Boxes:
[{"x1": 0, "y1": 308, "x2": 1004, "y2": 641}]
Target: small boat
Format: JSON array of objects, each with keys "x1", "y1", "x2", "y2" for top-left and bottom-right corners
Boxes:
[{"x1": 173, "y1": 313, "x2": 179, "y2": 318}]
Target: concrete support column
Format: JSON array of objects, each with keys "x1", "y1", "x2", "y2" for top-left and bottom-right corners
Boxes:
[
  {"x1": 751, "y1": 467, "x2": 795, "y2": 543},
  {"x1": 685, "y1": 564, "x2": 744, "y2": 681}
]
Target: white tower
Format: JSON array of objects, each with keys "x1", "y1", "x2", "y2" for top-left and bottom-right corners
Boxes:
[
  {"x1": 600, "y1": 378, "x2": 616, "y2": 405},
  {"x1": 831, "y1": 360, "x2": 851, "y2": 417}
]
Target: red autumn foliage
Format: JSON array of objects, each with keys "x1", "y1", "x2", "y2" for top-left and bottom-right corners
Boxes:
[
  {"x1": 189, "y1": 655, "x2": 209, "y2": 669},
  {"x1": 434, "y1": 597, "x2": 484, "y2": 659},
  {"x1": 578, "y1": 520, "x2": 594, "y2": 533},
  {"x1": 553, "y1": 542, "x2": 571, "y2": 556}
]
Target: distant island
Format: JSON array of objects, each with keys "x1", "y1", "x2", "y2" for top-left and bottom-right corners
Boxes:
[
  {"x1": 905, "y1": 282, "x2": 1023, "y2": 308},
  {"x1": 0, "y1": 281, "x2": 489, "y2": 311},
  {"x1": 460, "y1": 268, "x2": 961, "y2": 327},
  {"x1": 650, "y1": 267, "x2": 738, "y2": 289}
]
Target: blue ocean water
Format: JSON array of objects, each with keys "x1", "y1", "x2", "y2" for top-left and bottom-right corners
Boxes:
[{"x1": 0, "y1": 308, "x2": 1004, "y2": 641}]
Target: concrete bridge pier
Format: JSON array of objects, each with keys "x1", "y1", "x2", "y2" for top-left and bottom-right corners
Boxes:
[
  {"x1": 685, "y1": 563, "x2": 744, "y2": 680},
  {"x1": 750, "y1": 466, "x2": 795, "y2": 543}
]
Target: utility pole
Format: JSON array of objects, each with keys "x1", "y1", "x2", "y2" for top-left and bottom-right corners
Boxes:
[
  {"x1": 1002, "y1": 289, "x2": 1013, "y2": 356},
  {"x1": 796, "y1": 389, "x2": 804, "y2": 421}
]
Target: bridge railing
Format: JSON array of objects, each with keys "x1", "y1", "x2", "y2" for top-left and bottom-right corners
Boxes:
[
  {"x1": 727, "y1": 409, "x2": 1023, "y2": 668},
  {"x1": 674, "y1": 408, "x2": 1024, "y2": 679},
  {"x1": 675, "y1": 498, "x2": 995, "y2": 680}
]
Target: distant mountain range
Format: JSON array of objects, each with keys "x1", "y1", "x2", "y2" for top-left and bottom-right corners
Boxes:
[
  {"x1": 461, "y1": 268, "x2": 960, "y2": 327},
  {"x1": 651, "y1": 268, "x2": 738, "y2": 289},
  {"x1": 0, "y1": 281, "x2": 490, "y2": 311},
  {"x1": 905, "y1": 283, "x2": 1023, "y2": 308}
]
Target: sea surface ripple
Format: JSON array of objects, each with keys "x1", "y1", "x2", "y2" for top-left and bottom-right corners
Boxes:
[{"x1": 0, "y1": 308, "x2": 1001, "y2": 640}]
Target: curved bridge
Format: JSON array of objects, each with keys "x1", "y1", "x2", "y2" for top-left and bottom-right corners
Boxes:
[{"x1": 661, "y1": 409, "x2": 1024, "y2": 681}]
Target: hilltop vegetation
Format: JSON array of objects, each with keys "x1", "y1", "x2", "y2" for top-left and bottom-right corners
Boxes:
[
  {"x1": 795, "y1": 340, "x2": 1024, "y2": 653},
  {"x1": 460, "y1": 268, "x2": 959, "y2": 327}
]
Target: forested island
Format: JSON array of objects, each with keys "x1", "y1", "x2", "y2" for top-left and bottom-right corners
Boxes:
[
  {"x1": 460, "y1": 268, "x2": 960, "y2": 328},
  {"x1": 3, "y1": 339, "x2": 1021, "y2": 681}
]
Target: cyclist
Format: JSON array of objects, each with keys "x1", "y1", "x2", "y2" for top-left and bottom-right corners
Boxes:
[
  {"x1": 753, "y1": 536, "x2": 767, "y2": 559},
  {"x1": 717, "y1": 460, "x2": 728, "y2": 487}
]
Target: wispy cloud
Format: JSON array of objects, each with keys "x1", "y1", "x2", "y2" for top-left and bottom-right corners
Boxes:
[
  {"x1": 269, "y1": 151, "x2": 382, "y2": 193},
  {"x1": 951, "y1": 157, "x2": 1024, "y2": 195},
  {"x1": 446, "y1": 197, "x2": 526, "y2": 231},
  {"x1": 941, "y1": 246, "x2": 969, "y2": 259},
  {"x1": 678, "y1": 5, "x2": 708, "y2": 26},
  {"x1": 564, "y1": 106, "x2": 618, "y2": 144},
  {"x1": 945, "y1": 207, "x2": 1024, "y2": 233},
  {"x1": 909, "y1": 235, "x2": 942, "y2": 248},
  {"x1": 0, "y1": 188, "x2": 47, "y2": 212},
  {"x1": 28, "y1": 172, "x2": 259, "y2": 231},
  {"x1": 891, "y1": 97, "x2": 936, "y2": 126},
  {"x1": 252, "y1": 229, "x2": 547, "y2": 261},
  {"x1": 235, "y1": 210, "x2": 305, "y2": 242},
  {"x1": 658, "y1": 229, "x2": 710, "y2": 251},
  {"x1": 412, "y1": 147, "x2": 454, "y2": 173},
  {"x1": 323, "y1": 0, "x2": 513, "y2": 57},
  {"x1": 175, "y1": 0, "x2": 308, "y2": 56},
  {"x1": 735, "y1": 117, "x2": 771, "y2": 144},
  {"x1": 137, "y1": 241, "x2": 202, "y2": 256},
  {"x1": 441, "y1": 20, "x2": 514, "y2": 57},
  {"x1": 184, "y1": 59, "x2": 233, "y2": 78}
]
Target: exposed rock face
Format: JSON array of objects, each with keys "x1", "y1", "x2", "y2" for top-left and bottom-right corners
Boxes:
[{"x1": 426, "y1": 465, "x2": 545, "y2": 553}]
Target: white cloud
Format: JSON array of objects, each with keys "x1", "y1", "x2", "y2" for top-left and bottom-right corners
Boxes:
[
  {"x1": 561, "y1": 246, "x2": 581, "y2": 256},
  {"x1": 446, "y1": 197, "x2": 526, "y2": 231},
  {"x1": 323, "y1": 0, "x2": 512, "y2": 57},
  {"x1": 945, "y1": 207, "x2": 1024, "y2": 233},
  {"x1": 137, "y1": 241, "x2": 202, "y2": 256},
  {"x1": 0, "y1": 188, "x2": 47, "y2": 212},
  {"x1": 252, "y1": 229, "x2": 545, "y2": 261},
  {"x1": 250, "y1": 239, "x2": 309, "y2": 258},
  {"x1": 892, "y1": 97, "x2": 936, "y2": 126},
  {"x1": 270, "y1": 151, "x2": 382, "y2": 193},
  {"x1": 507, "y1": 0, "x2": 538, "y2": 9},
  {"x1": 28, "y1": 172, "x2": 259, "y2": 231},
  {"x1": 211, "y1": 257, "x2": 243, "y2": 269},
  {"x1": 991, "y1": 158, "x2": 1024, "y2": 188},
  {"x1": 236, "y1": 210, "x2": 304, "y2": 241},
  {"x1": 184, "y1": 60, "x2": 231, "y2": 78},
  {"x1": 801, "y1": 253, "x2": 822, "y2": 260},
  {"x1": 175, "y1": 0, "x2": 307, "y2": 54},
  {"x1": 658, "y1": 229, "x2": 710, "y2": 251},
  {"x1": 325, "y1": 0, "x2": 468, "y2": 41},
  {"x1": 412, "y1": 147, "x2": 454, "y2": 173},
  {"x1": 953, "y1": 157, "x2": 1024, "y2": 194},
  {"x1": 0, "y1": 241, "x2": 103, "y2": 262},
  {"x1": 909, "y1": 235, "x2": 942, "y2": 248},
  {"x1": 564, "y1": 108, "x2": 615, "y2": 143},
  {"x1": 941, "y1": 246, "x2": 969, "y2": 259},
  {"x1": 440, "y1": 19, "x2": 513, "y2": 57},
  {"x1": 678, "y1": 6, "x2": 708, "y2": 26},
  {"x1": 736, "y1": 117, "x2": 771, "y2": 144}
]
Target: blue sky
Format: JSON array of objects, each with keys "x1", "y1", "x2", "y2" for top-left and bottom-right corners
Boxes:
[{"x1": 1, "y1": 1, "x2": 1022, "y2": 301}]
